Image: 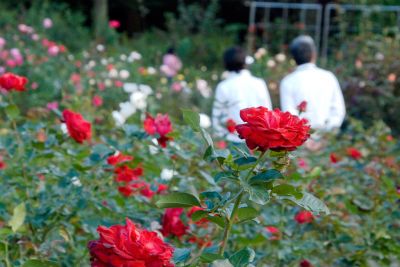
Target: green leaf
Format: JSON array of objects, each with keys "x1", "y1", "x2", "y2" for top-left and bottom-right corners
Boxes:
[
  {"x1": 200, "y1": 253, "x2": 225, "y2": 263},
  {"x1": 234, "y1": 156, "x2": 257, "y2": 166},
  {"x1": 0, "y1": 228, "x2": 12, "y2": 237},
  {"x1": 237, "y1": 207, "x2": 259, "y2": 223},
  {"x1": 214, "y1": 171, "x2": 237, "y2": 183},
  {"x1": 8, "y1": 202, "x2": 26, "y2": 232},
  {"x1": 229, "y1": 247, "x2": 255, "y2": 266},
  {"x1": 249, "y1": 169, "x2": 283, "y2": 185},
  {"x1": 272, "y1": 184, "x2": 303, "y2": 199},
  {"x1": 156, "y1": 192, "x2": 201, "y2": 208},
  {"x1": 22, "y1": 259, "x2": 58, "y2": 267},
  {"x1": 279, "y1": 192, "x2": 330, "y2": 215},
  {"x1": 201, "y1": 128, "x2": 213, "y2": 147},
  {"x1": 5, "y1": 104, "x2": 20, "y2": 120},
  {"x1": 191, "y1": 210, "x2": 208, "y2": 222},
  {"x1": 173, "y1": 248, "x2": 191, "y2": 263},
  {"x1": 182, "y1": 109, "x2": 200, "y2": 131},
  {"x1": 248, "y1": 185, "x2": 270, "y2": 205},
  {"x1": 207, "y1": 215, "x2": 226, "y2": 228}
]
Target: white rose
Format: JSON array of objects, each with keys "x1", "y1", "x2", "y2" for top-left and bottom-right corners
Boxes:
[
  {"x1": 199, "y1": 113, "x2": 211, "y2": 128},
  {"x1": 160, "y1": 169, "x2": 174, "y2": 181},
  {"x1": 124, "y1": 83, "x2": 139, "y2": 93},
  {"x1": 119, "y1": 69, "x2": 130, "y2": 79},
  {"x1": 112, "y1": 111, "x2": 126, "y2": 127}
]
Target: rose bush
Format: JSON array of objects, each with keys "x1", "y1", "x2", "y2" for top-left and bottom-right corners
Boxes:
[{"x1": 0, "y1": 4, "x2": 399, "y2": 267}]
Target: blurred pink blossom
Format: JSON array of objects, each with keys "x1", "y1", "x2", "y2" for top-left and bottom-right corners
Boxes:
[
  {"x1": 109, "y1": 20, "x2": 120, "y2": 29},
  {"x1": 171, "y1": 82, "x2": 182, "y2": 92},
  {"x1": 0, "y1": 37, "x2": 5, "y2": 48},
  {"x1": 48, "y1": 45, "x2": 59, "y2": 56},
  {"x1": 18, "y1": 24, "x2": 34, "y2": 34},
  {"x1": 160, "y1": 54, "x2": 182, "y2": 77},
  {"x1": 92, "y1": 95, "x2": 103, "y2": 107},
  {"x1": 46, "y1": 101, "x2": 59, "y2": 111},
  {"x1": 43, "y1": 18, "x2": 53, "y2": 29},
  {"x1": 31, "y1": 82, "x2": 38, "y2": 90}
]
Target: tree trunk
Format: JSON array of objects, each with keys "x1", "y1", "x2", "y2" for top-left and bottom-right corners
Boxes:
[{"x1": 93, "y1": 0, "x2": 108, "y2": 41}]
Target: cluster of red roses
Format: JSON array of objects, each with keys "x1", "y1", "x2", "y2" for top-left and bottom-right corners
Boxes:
[
  {"x1": 107, "y1": 152, "x2": 168, "y2": 198},
  {"x1": 143, "y1": 114, "x2": 173, "y2": 148},
  {"x1": 88, "y1": 218, "x2": 174, "y2": 267},
  {"x1": 0, "y1": 72, "x2": 28, "y2": 92},
  {"x1": 62, "y1": 109, "x2": 92, "y2": 143}
]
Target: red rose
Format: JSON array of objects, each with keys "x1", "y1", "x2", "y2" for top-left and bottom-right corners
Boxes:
[
  {"x1": 330, "y1": 153, "x2": 340, "y2": 164},
  {"x1": 235, "y1": 107, "x2": 310, "y2": 151},
  {"x1": 62, "y1": 110, "x2": 92, "y2": 143},
  {"x1": 144, "y1": 114, "x2": 173, "y2": 147},
  {"x1": 299, "y1": 259, "x2": 313, "y2": 267},
  {"x1": 347, "y1": 147, "x2": 362, "y2": 160},
  {"x1": 88, "y1": 218, "x2": 174, "y2": 267},
  {"x1": 297, "y1": 101, "x2": 307, "y2": 112},
  {"x1": 0, "y1": 72, "x2": 28, "y2": 91},
  {"x1": 114, "y1": 165, "x2": 143, "y2": 183},
  {"x1": 294, "y1": 210, "x2": 314, "y2": 224},
  {"x1": 157, "y1": 184, "x2": 168, "y2": 194},
  {"x1": 118, "y1": 185, "x2": 134, "y2": 197},
  {"x1": 226, "y1": 119, "x2": 236, "y2": 133},
  {"x1": 0, "y1": 159, "x2": 6, "y2": 170},
  {"x1": 92, "y1": 95, "x2": 103, "y2": 107},
  {"x1": 161, "y1": 208, "x2": 188, "y2": 238},
  {"x1": 107, "y1": 152, "x2": 133, "y2": 166},
  {"x1": 265, "y1": 226, "x2": 280, "y2": 240}
]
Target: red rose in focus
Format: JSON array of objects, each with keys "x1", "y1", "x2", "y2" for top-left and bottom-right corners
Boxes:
[
  {"x1": 235, "y1": 107, "x2": 310, "y2": 151},
  {"x1": 330, "y1": 153, "x2": 340, "y2": 164},
  {"x1": 265, "y1": 226, "x2": 280, "y2": 240},
  {"x1": 297, "y1": 101, "x2": 307, "y2": 113},
  {"x1": 226, "y1": 119, "x2": 236, "y2": 133},
  {"x1": 347, "y1": 147, "x2": 362, "y2": 160},
  {"x1": 0, "y1": 72, "x2": 28, "y2": 91},
  {"x1": 161, "y1": 208, "x2": 188, "y2": 238},
  {"x1": 88, "y1": 218, "x2": 174, "y2": 267},
  {"x1": 294, "y1": 210, "x2": 314, "y2": 224},
  {"x1": 109, "y1": 20, "x2": 121, "y2": 29},
  {"x1": 62, "y1": 110, "x2": 92, "y2": 143},
  {"x1": 299, "y1": 259, "x2": 313, "y2": 267},
  {"x1": 187, "y1": 206, "x2": 208, "y2": 225},
  {"x1": 92, "y1": 95, "x2": 103, "y2": 107},
  {"x1": 144, "y1": 114, "x2": 173, "y2": 148},
  {"x1": 107, "y1": 152, "x2": 133, "y2": 166}
]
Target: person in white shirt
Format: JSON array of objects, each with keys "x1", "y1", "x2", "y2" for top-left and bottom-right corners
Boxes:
[
  {"x1": 280, "y1": 35, "x2": 346, "y2": 130},
  {"x1": 212, "y1": 46, "x2": 272, "y2": 142}
]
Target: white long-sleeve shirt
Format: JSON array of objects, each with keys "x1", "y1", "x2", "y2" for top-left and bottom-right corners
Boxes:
[
  {"x1": 280, "y1": 63, "x2": 345, "y2": 130},
  {"x1": 212, "y1": 69, "x2": 272, "y2": 141}
]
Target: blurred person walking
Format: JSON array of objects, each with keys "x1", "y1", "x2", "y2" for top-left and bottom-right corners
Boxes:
[
  {"x1": 280, "y1": 35, "x2": 345, "y2": 130},
  {"x1": 212, "y1": 46, "x2": 272, "y2": 142}
]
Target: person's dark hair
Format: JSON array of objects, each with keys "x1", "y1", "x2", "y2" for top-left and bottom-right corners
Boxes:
[
  {"x1": 223, "y1": 46, "x2": 246, "y2": 72},
  {"x1": 289, "y1": 35, "x2": 316, "y2": 65}
]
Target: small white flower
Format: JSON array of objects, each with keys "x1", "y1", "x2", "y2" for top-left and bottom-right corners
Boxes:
[
  {"x1": 67, "y1": 54, "x2": 74, "y2": 61},
  {"x1": 147, "y1": 67, "x2": 156, "y2": 74},
  {"x1": 267, "y1": 59, "x2": 276, "y2": 68},
  {"x1": 149, "y1": 145, "x2": 158, "y2": 155},
  {"x1": 71, "y1": 177, "x2": 82, "y2": 187},
  {"x1": 139, "y1": 84, "x2": 152, "y2": 95},
  {"x1": 375, "y1": 52, "x2": 384, "y2": 61},
  {"x1": 96, "y1": 44, "x2": 105, "y2": 52},
  {"x1": 275, "y1": 53, "x2": 286, "y2": 62},
  {"x1": 245, "y1": 56, "x2": 254, "y2": 65},
  {"x1": 112, "y1": 111, "x2": 126, "y2": 126},
  {"x1": 160, "y1": 169, "x2": 174, "y2": 181},
  {"x1": 101, "y1": 58, "x2": 108, "y2": 65},
  {"x1": 201, "y1": 66, "x2": 207, "y2": 71},
  {"x1": 124, "y1": 83, "x2": 139, "y2": 93},
  {"x1": 221, "y1": 71, "x2": 229, "y2": 80},
  {"x1": 130, "y1": 51, "x2": 142, "y2": 60},
  {"x1": 88, "y1": 60, "x2": 96, "y2": 68},
  {"x1": 199, "y1": 113, "x2": 211, "y2": 128},
  {"x1": 109, "y1": 68, "x2": 118, "y2": 78},
  {"x1": 130, "y1": 91, "x2": 147, "y2": 110},
  {"x1": 212, "y1": 74, "x2": 218, "y2": 81},
  {"x1": 120, "y1": 54, "x2": 127, "y2": 61},
  {"x1": 119, "y1": 101, "x2": 136, "y2": 118},
  {"x1": 61, "y1": 123, "x2": 68, "y2": 134},
  {"x1": 105, "y1": 79, "x2": 112, "y2": 87},
  {"x1": 196, "y1": 79, "x2": 211, "y2": 98},
  {"x1": 82, "y1": 50, "x2": 89, "y2": 58},
  {"x1": 119, "y1": 69, "x2": 130, "y2": 79},
  {"x1": 89, "y1": 79, "x2": 96, "y2": 85}
]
